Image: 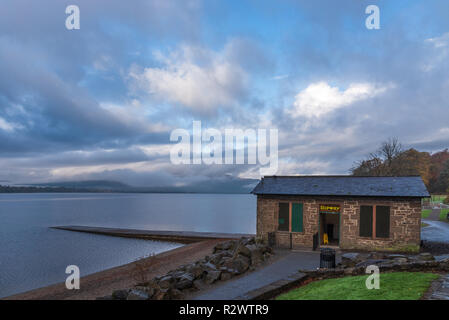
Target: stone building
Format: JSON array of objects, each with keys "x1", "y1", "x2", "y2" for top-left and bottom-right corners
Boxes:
[{"x1": 252, "y1": 176, "x2": 429, "y2": 252}]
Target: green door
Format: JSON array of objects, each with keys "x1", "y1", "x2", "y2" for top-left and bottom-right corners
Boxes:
[{"x1": 292, "y1": 203, "x2": 303, "y2": 232}]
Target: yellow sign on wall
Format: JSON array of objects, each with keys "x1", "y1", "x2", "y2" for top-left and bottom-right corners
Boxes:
[{"x1": 320, "y1": 205, "x2": 340, "y2": 214}]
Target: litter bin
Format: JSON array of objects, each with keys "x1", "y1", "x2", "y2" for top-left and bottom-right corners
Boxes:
[{"x1": 320, "y1": 248, "x2": 336, "y2": 269}]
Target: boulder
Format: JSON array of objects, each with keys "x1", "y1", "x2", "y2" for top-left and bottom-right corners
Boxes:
[
  {"x1": 214, "y1": 240, "x2": 236, "y2": 252},
  {"x1": 209, "y1": 253, "x2": 226, "y2": 266},
  {"x1": 263, "y1": 252, "x2": 272, "y2": 261},
  {"x1": 341, "y1": 253, "x2": 361, "y2": 267},
  {"x1": 246, "y1": 244, "x2": 264, "y2": 265},
  {"x1": 386, "y1": 254, "x2": 407, "y2": 260},
  {"x1": 344, "y1": 267, "x2": 355, "y2": 275},
  {"x1": 230, "y1": 255, "x2": 251, "y2": 274},
  {"x1": 169, "y1": 270, "x2": 186, "y2": 278},
  {"x1": 111, "y1": 289, "x2": 129, "y2": 300},
  {"x1": 418, "y1": 253, "x2": 435, "y2": 261},
  {"x1": 202, "y1": 262, "x2": 218, "y2": 271},
  {"x1": 175, "y1": 273, "x2": 194, "y2": 290},
  {"x1": 158, "y1": 275, "x2": 174, "y2": 289},
  {"x1": 223, "y1": 254, "x2": 251, "y2": 274},
  {"x1": 168, "y1": 288, "x2": 185, "y2": 300},
  {"x1": 434, "y1": 254, "x2": 449, "y2": 262},
  {"x1": 368, "y1": 252, "x2": 387, "y2": 260},
  {"x1": 355, "y1": 259, "x2": 387, "y2": 268},
  {"x1": 393, "y1": 257, "x2": 408, "y2": 264},
  {"x1": 205, "y1": 270, "x2": 221, "y2": 284},
  {"x1": 193, "y1": 279, "x2": 206, "y2": 290},
  {"x1": 220, "y1": 272, "x2": 233, "y2": 281},
  {"x1": 234, "y1": 243, "x2": 251, "y2": 258},
  {"x1": 127, "y1": 289, "x2": 149, "y2": 300},
  {"x1": 240, "y1": 237, "x2": 255, "y2": 246},
  {"x1": 186, "y1": 264, "x2": 204, "y2": 279},
  {"x1": 153, "y1": 288, "x2": 169, "y2": 300}
]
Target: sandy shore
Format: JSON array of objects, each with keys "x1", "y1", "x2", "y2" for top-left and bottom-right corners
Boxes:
[{"x1": 4, "y1": 239, "x2": 224, "y2": 300}]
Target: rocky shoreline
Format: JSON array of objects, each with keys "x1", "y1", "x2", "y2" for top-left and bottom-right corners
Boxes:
[
  {"x1": 4, "y1": 239, "x2": 224, "y2": 300},
  {"x1": 101, "y1": 237, "x2": 273, "y2": 300}
]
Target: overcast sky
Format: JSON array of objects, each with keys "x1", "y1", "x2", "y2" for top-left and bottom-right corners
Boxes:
[{"x1": 1, "y1": 0, "x2": 449, "y2": 187}]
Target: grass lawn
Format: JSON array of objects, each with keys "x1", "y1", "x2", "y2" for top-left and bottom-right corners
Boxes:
[
  {"x1": 439, "y1": 209, "x2": 449, "y2": 222},
  {"x1": 432, "y1": 195, "x2": 447, "y2": 203},
  {"x1": 422, "y1": 209, "x2": 431, "y2": 218},
  {"x1": 423, "y1": 195, "x2": 447, "y2": 206},
  {"x1": 276, "y1": 272, "x2": 438, "y2": 300},
  {"x1": 432, "y1": 194, "x2": 446, "y2": 202}
]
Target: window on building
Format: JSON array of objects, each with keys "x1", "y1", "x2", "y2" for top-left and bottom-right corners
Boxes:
[
  {"x1": 278, "y1": 202, "x2": 304, "y2": 232},
  {"x1": 359, "y1": 205, "x2": 373, "y2": 237},
  {"x1": 376, "y1": 206, "x2": 390, "y2": 238},
  {"x1": 292, "y1": 203, "x2": 303, "y2": 232},
  {"x1": 359, "y1": 205, "x2": 390, "y2": 239},
  {"x1": 278, "y1": 203, "x2": 289, "y2": 231}
]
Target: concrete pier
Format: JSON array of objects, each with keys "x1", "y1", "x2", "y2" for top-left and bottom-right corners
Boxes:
[{"x1": 51, "y1": 225, "x2": 255, "y2": 243}]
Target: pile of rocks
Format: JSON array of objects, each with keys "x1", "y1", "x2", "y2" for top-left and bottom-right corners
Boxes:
[
  {"x1": 104, "y1": 237, "x2": 273, "y2": 300},
  {"x1": 297, "y1": 252, "x2": 449, "y2": 283},
  {"x1": 326, "y1": 251, "x2": 449, "y2": 276},
  {"x1": 339, "y1": 252, "x2": 438, "y2": 269}
]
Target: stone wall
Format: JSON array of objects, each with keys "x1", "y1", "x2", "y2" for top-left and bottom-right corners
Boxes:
[{"x1": 256, "y1": 195, "x2": 422, "y2": 252}]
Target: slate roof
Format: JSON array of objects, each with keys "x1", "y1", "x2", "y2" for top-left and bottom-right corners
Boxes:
[{"x1": 251, "y1": 176, "x2": 430, "y2": 198}]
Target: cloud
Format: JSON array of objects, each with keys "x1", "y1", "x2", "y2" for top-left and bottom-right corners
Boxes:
[
  {"x1": 0, "y1": 117, "x2": 20, "y2": 132},
  {"x1": 128, "y1": 43, "x2": 249, "y2": 114},
  {"x1": 426, "y1": 32, "x2": 449, "y2": 48},
  {"x1": 423, "y1": 32, "x2": 449, "y2": 72},
  {"x1": 272, "y1": 74, "x2": 289, "y2": 80},
  {"x1": 289, "y1": 82, "x2": 392, "y2": 118}
]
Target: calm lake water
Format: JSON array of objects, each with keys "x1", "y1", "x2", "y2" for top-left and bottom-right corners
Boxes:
[{"x1": 0, "y1": 193, "x2": 256, "y2": 298}]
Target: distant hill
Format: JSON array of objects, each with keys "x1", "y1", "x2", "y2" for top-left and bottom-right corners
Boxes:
[
  {"x1": 2, "y1": 178, "x2": 259, "y2": 194},
  {"x1": 29, "y1": 180, "x2": 130, "y2": 191}
]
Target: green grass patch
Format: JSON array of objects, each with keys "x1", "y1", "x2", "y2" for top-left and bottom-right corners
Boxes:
[
  {"x1": 276, "y1": 272, "x2": 438, "y2": 300},
  {"x1": 439, "y1": 209, "x2": 449, "y2": 222},
  {"x1": 431, "y1": 195, "x2": 447, "y2": 203},
  {"x1": 422, "y1": 209, "x2": 431, "y2": 219}
]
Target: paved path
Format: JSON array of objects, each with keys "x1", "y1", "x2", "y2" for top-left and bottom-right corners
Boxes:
[
  {"x1": 428, "y1": 274, "x2": 449, "y2": 300},
  {"x1": 428, "y1": 209, "x2": 442, "y2": 221},
  {"x1": 421, "y1": 220, "x2": 449, "y2": 243},
  {"x1": 191, "y1": 249, "x2": 340, "y2": 300}
]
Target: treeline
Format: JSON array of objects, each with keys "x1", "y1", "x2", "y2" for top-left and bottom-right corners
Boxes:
[{"x1": 351, "y1": 138, "x2": 449, "y2": 194}]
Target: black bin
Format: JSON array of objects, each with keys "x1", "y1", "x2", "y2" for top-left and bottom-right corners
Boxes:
[{"x1": 320, "y1": 248, "x2": 336, "y2": 269}]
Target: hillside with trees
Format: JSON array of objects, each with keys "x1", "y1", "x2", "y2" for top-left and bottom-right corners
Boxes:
[{"x1": 351, "y1": 138, "x2": 449, "y2": 196}]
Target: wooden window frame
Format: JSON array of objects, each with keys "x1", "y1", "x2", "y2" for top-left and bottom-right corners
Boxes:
[
  {"x1": 359, "y1": 204, "x2": 391, "y2": 240},
  {"x1": 278, "y1": 202, "x2": 290, "y2": 232},
  {"x1": 278, "y1": 201, "x2": 304, "y2": 233}
]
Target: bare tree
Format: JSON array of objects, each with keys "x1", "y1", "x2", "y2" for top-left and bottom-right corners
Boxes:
[
  {"x1": 351, "y1": 138, "x2": 403, "y2": 176},
  {"x1": 377, "y1": 137, "x2": 403, "y2": 166}
]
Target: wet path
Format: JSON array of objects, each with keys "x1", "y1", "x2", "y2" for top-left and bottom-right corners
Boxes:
[{"x1": 422, "y1": 220, "x2": 449, "y2": 243}]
